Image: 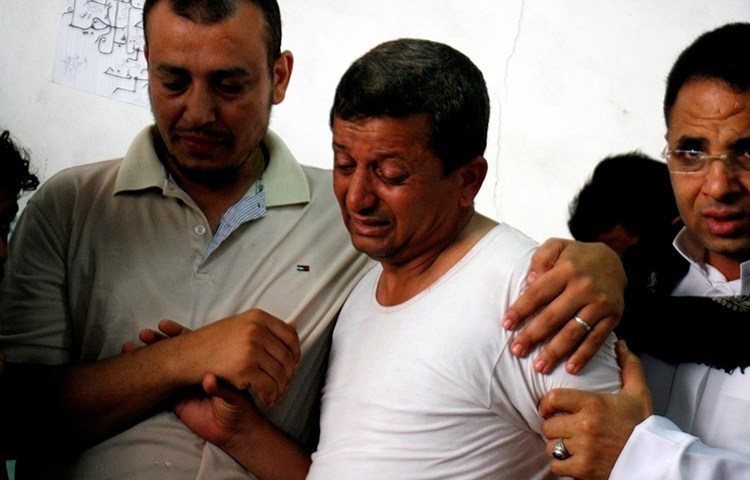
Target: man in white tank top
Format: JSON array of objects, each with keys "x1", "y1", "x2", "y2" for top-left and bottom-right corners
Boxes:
[{"x1": 162, "y1": 38, "x2": 623, "y2": 480}]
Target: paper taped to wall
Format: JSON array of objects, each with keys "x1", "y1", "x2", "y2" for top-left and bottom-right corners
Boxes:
[{"x1": 54, "y1": 0, "x2": 149, "y2": 107}]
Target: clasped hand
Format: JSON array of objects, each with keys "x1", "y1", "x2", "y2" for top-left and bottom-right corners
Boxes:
[{"x1": 122, "y1": 309, "x2": 300, "y2": 408}]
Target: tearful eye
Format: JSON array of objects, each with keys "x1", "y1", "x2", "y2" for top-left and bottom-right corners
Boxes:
[
  {"x1": 333, "y1": 163, "x2": 355, "y2": 175},
  {"x1": 380, "y1": 173, "x2": 408, "y2": 185},
  {"x1": 217, "y1": 83, "x2": 245, "y2": 95},
  {"x1": 376, "y1": 166, "x2": 409, "y2": 185}
]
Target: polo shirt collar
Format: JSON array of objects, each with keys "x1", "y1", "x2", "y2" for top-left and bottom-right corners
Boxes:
[{"x1": 113, "y1": 126, "x2": 311, "y2": 208}]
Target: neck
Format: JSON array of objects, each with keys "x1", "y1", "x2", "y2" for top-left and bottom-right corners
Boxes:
[
  {"x1": 706, "y1": 250, "x2": 744, "y2": 281},
  {"x1": 155, "y1": 132, "x2": 266, "y2": 232},
  {"x1": 376, "y1": 212, "x2": 497, "y2": 306}
]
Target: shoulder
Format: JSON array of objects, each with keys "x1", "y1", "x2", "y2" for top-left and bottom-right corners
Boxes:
[
  {"x1": 469, "y1": 223, "x2": 538, "y2": 283},
  {"x1": 29, "y1": 159, "x2": 123, "y2": 209}
]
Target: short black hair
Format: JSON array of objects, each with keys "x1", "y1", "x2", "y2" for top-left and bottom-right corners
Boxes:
[
  {"x1": 664, "y1": 22, "x2": 750, "y2": 125},
  {"x1": 142, "y1": 0, "x2": 282, "y2": 72},
  {"x1": 568, "y1": 152, "x2": 678, "y2": 242},
  {"x1": 330, "y1": 38, "x2": 490, "y2": 173}
]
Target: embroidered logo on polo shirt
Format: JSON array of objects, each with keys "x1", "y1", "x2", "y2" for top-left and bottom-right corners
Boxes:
[{"x1": 296, "y1": 265, "x2": 310, "y2": 272}]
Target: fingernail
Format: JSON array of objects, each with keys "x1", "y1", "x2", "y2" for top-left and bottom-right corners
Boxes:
[
  {"x1": 526, "y1": 271, "x2": 539, "y2": 284},
  {"x1": 503, "y1": 312, "x2": 518, "y2": 330},
  {"x1": 566, "y1": 361, "x2": 579, "y2": 374},
  {"x1": 511, "y1": 343, "x2": 526, "y2": 357},
  {"x1": 534, "y1": 358, "x2": 547, "y2": 373}
]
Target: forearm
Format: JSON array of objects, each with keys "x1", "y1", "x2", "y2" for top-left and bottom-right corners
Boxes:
[
  {"x1": 0, "y1": 335, "x2": 196, "y2": 455},
  {"x1": 224, "y1": 415, "x2": 311, "y2": 480}
]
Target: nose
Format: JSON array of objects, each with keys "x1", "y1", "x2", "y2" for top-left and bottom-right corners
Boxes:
[
  {"x1": 346, "y1": 168, "x2": 377, "y2": 214},
  {"x1": 702, "y1": 159, "x2": 742, "y2": 202},
  {"x1": 182, "y1": 83, "x2": 217, "y2": 127}
]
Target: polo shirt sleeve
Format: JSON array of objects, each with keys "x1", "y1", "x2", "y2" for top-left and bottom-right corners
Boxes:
[{"x1": 0, "y1": 175, "x2": 74, "y2": 365}]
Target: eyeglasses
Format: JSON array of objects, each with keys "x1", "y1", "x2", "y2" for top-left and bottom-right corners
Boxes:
[{"x1": 662, "y1": 147, "x2": 750, "y2": 174}]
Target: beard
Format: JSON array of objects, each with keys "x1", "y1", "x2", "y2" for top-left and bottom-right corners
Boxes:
[
  {"x1": 151, "y1": 126, "x2": 260, "y2": 190},
  {"x1": 169, "y1": 156, "x2": 243, "y2": 190}
]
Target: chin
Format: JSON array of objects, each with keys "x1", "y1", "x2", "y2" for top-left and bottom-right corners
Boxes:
[
  {"x1": 350, "y1": 240, "x2": 388, "y2": 260},
  {"x1": 706, "y1": 238, "x2": 750, "y2": 260}
]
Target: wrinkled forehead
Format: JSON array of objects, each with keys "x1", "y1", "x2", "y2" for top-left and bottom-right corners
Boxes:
[{"x1": 667, "y1": 79, "x2": 750, "y2": 148}]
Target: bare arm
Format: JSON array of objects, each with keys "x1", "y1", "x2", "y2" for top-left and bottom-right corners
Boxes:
[
  {"x1": 0, "y1": 309, "x2": 299, "y2": 455},
  {"x1": 174, "y1": 374, "x2": 310, "y2": 480},
  {"x1": 503, "y1": 239, "x2": 625, "y2": 373}
]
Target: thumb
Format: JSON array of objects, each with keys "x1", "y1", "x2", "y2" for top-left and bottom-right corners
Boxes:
[
  {"x1": 527, "y1": 238, "x2": 568, "y2": 281},
  {"x1": 616, "y1": 340, "x2": 650, "y2": 401},
  {"x1": 203, "y1": 374, "x2": 250, "y2": 407},
  {"x1": 538, "y1": 387, "x2": 582, "y2": 418}
]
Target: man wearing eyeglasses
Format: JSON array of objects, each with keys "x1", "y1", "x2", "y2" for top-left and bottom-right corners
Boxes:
[{"x1": 536, "y1": 22, "x2": 750, "y2": 480}]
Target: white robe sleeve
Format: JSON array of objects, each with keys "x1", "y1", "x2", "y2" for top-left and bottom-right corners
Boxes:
[{"x1": 610, "y1": 416, "x2": 750, "y2": 479}]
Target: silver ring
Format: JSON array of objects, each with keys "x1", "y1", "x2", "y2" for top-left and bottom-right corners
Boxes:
[
  {"x1": 573, "y1": 315, "x2": 592, "y2": 332},
  {"x1": 552, "y1": 438, "x2": 570, "y2": 460}
]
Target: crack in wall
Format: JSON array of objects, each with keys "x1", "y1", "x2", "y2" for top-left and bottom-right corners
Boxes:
[{"x1": 493, "y1": 0, "x2": 526, "y2": 220}]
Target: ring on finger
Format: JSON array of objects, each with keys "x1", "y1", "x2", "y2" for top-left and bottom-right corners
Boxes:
[
  {"x1": 551, "y1": 438, "x2": 571, "y2": 460},
  {"x1": 573, "y1": 315, "x2": 592, "y2": 332}
]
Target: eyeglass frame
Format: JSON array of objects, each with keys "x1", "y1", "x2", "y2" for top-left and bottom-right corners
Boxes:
[{"x1": 661, "y1": 146, "x2": 750, "y2": 174}]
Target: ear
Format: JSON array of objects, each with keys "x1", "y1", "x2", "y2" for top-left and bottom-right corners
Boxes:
[
  {"x1": 455, "y1": 156, "x2": 488, "y2": 208},
  {"x1": 272, "y1": 50, "x2": 294, "y2": 105}
]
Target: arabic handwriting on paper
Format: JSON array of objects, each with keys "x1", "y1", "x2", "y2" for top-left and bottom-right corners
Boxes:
[{"x1": 55, "y1": 0, "x2": 149, "y2": 107}]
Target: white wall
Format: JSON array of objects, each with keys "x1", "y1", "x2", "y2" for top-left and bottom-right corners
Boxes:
[{"x1": 1, "y1": 1, "x2": 748, "y2": 241}]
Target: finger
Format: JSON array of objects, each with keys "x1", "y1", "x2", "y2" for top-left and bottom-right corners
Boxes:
[
  {"x1": 236, "y1": 325, "x2": 299, "y2": 406},
  {"x1": 541, "y1": 412, "x2": 575, "y2": 440},
  {"x1": 548, "y1": 443, "x2": 594, "y2": 479},
  {"x1": 138, "y1": 328, "x2": 168, "y2": 345},
  {"x1": 250, "y1": 316, "x2": 301, "y2": 381},
  {"x1": 538, "y1": 387, "x2": 584, "y2": 419},
  {"x1": 503, "y1": 266, "x2": 567, "y2": 333},
  {"x1": 563, "y1": 315, "x2": 619, "y2": 374},
  {"x1": 504, "y1": 294, "x2": 566, "y2": 359},
  {"x1": 506, "y1": 260, "x2": 585, "y2": 358},
  {"x1": 508, "y1": 299, "x2": 584, "y2": 368},
  {"x1": 503, "y1": 239, "x2": 574, "y2": 331},
  {"x1": 527, "y1": 238, "x2": 569, "y2": 281},
  {"x1": 528, "y1": 305, "x2": 609, "y2": 374},
  {"x1": 158, "y1": 319, "x2": 192, "y2": 337},
  {"x1": 202, "y1": 373, "x2": 221, "y2": 396},
  {"x1": 202, "y1": 373, "x2": 248, "y2": 406},
  {"x1": 121, "y1": 341, "x2": 140, "y2": 354},
  {"x1": 246, "y1": 367, "x2": 285, "y2": 408},
  {"x1": 617, "y1": 340, "x2": 650, "y2": 399},
  {"x1": 260, "y1": 316, "x2": 301, "y2": 366},
  {"x1": 260, "y1": 334, "x2": 299, "y2": 384},
  {"x1": 509, "y1": 269, "x2": 621, "y2": 368},
  {"x1": 530, "y1": 327, "x2": 588, "y2": 375}
]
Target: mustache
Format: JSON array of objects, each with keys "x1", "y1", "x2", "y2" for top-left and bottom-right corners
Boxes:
[{"x1": 174, "y1": 127, "x2": 231, "y2": 141}]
